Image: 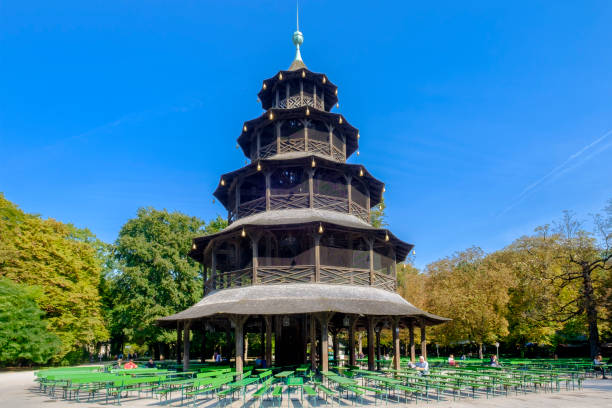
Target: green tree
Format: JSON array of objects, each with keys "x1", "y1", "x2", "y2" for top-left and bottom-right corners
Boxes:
[
  {"x1": 110, "y1": 208, "x2": 226, "y2": 356},
  {"x1": 370, "y1": 198, "x2": 388, "y2": 228},
  {"x1": 0, "y1": 194, "x2": 108, "y2": 362},
  {"x1": 425, "y1": 247, "x2": 512, "y2": 358},
  {"x1": 0, "y1": 278, "x2": 61, "y2": 366}
]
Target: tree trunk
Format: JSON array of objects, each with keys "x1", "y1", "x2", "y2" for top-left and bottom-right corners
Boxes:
[
  {"x1": 582, "y1": 264, "x2": 600, "y2": 358},
  {"x1": 478, "y1": 343, "x2": 483, "y2": 359}
]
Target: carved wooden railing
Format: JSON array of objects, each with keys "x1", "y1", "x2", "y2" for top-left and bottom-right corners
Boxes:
[
  {"x1": 270, "y1": 193, "x2": 309, "y2": 210},
  {"x1": 372, "y1": 271, "x2": 396, "y2": 292},
  {"x1": 313, "y1": 194, "x2": 349, "y2": 213},
  {"x1": 238, "y1": 197, "x2": 266, "y2": 218},
  {"x1": 257, "y1": 265, "x2": 315, "y2": 285},
  {"x1": 279, "y1": 94, "x2": 324, "y2": 110},
  {"x1": 233, "y1": 193, "x2": 369, "y2": 224},
  {"x1": 280, "y1": 138, "x2": 305, "y2": 153},
  {"x1": 204, "y1": 265, "x2": 396, "y2": 294},
  {"x1": 350, "y1": 202, "x2": 370, "y2": 223},
  {"x1": 332, "y1": 145, "x2": 345, "y2": 162},
  {"x1": 307, "y1": 139, "x2": 330, "y2": 157},
  {"x1": 259, "y1": 142, "x2": 277, "y2": 159}
]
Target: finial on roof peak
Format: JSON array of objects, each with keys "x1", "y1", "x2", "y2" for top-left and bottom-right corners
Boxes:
[{"x1": 289, "y1": 1, "x2": 307, "y2": 71}]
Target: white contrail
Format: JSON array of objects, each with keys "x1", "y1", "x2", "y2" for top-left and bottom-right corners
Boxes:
[{"x1": 500, "y1": 129, "x2": 612, "y2": 215}]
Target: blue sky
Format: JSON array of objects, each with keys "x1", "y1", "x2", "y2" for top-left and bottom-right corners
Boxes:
[{"x1": 1, "y1": 1, "x2": 611, "y2": 269}]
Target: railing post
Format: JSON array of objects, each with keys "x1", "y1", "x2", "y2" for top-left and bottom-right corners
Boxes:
[
  {"x1": 276, "y1": 122, "x2": 281, "y2": 153},
  {"x1": 251, "y1": 233, "x2": 259, "y2": 284},
  {"x1": 369, "y1": 238, "x2": 374, "y2": 286},
  {"x1": 211, "y1": 244, "x2": 217, "y2": 290},
  {"x1": 346, "y1": 174, "x2": 352, "y2": 214},
  {"x1": 265, "y1": 171, "x2": 271, "y2": 211},
  {"x1": 308, "y1": 169, "x2": 315, "y2": 209},
  {"x1": 314, "y1": 234, "x2": 321, "y2": 282}
]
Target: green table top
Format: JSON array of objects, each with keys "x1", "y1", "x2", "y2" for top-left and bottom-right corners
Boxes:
[
  {"x1": 287, "y1": 377, "x2": 304, "y2": 386},
  {"x1": 275, "y1": 371, "x2": 294, "y2": 378},
  {"x1": 329, "y1": 376, "x2": 356, "y2": 386},
  {"x1": 295, "y1": 368, "x2": 308, "y2": 372}
]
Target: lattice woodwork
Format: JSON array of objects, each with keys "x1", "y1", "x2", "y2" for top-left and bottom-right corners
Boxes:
[
  {"x1": 313, "y1": 194, "x2": 349, "y2": 213},
  {"x1": 257, "y1": 265, "x2": 315, "y2": 284},
  {"x1": 279, "y1": 95, "x2": 324, "y2": 110},
  {"x1": 269, "y1": 193, "x2": 309, "y2": 210},
  {"x1": 259, "y1": 142, "x2": 277, "y2": 159},
  {"x1": 319, "y1": 266, "x2": 369, "y2": 285},
  {"x1": 307, "y1": 139, "x2": 330, "y2": 156},
  {"x1": 238, "y1": 197, "x2": 266, "y2": 218},
  {"x1": 208, "y1": 268, "x2": 253, "y2": 291},
  {"x1": 279, "y1": 138, "x2": 305, "y2": 153},
  {"x1": 350, "y1": 202, "x2": 370, "y2": 223},
  {"x1": 332, "y1": 145, "x2": 345, "y2": 162},
  {"x1": 372, "y1": 271, "x2": 396, "y2": 291}
]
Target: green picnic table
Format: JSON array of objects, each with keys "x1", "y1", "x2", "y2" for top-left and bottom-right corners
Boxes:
[
  {"x1": 274, "y1": 371, "x2": 295, "y2": 382},
  {"x1": 286, "y1": 376, "x2": 304, "y2": 402}
]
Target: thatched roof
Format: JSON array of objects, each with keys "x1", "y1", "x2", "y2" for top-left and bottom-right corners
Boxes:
[
  {"x1": 158, "y1": 283, "x2": 449, "y2": 326},
  {"x1": 189, "y1": 208, "x2": 414, "y2": 262}
]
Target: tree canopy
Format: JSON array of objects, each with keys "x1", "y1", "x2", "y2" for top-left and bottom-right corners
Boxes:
[{"x1": 0, "y1": 194, "x2": 108, "y2": 362}]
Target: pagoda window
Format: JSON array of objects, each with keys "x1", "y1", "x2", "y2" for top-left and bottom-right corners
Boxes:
[
  {"x1": 238, "y1": 239, "x2": 253, "y2": 270},
  {"x1": 373, "y1": 245, "x2": 395, "y2": 275},
  {"x1": 271, "y1": 167, "x2": 307, "y2": 195},
  {"x1": 320, "y1": 231, "x2": 350, "y2": 267},
  {"x1": 259, "y1": 125, "x2": 277, "y2": 157},
  {"x1": 240, "y1": 173, "x2": 265, "y2": 203},
  {"x1": 258, "y1": 231, "x2": 314, "y2": 267},
  {"x1": 352, "y1": 237, "x2": 371, "y2": 270},
  {"x1": 307, "y1": 121, "x2": 328, "y2": 143},
  {"x1": 350, "y1": 178, "x2": 369, "y2": 208},
  {"x1": 314, "y1": 169, "x2": 346, "y2": 198},
  {"x1": 280, "y1": 120, "x2": 305, "y2": 152}
]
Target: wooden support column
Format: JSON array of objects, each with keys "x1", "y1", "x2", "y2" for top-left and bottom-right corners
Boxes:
[
  {"x1": 348, "y1": 317, "x2": 356, "y2": 367},
  {"x1": 211, "y1": 245, "x2": 217, "y2": 291},
  {"x1": 302, "y1": 317, "x2": 309, "y2": 364},
  {"x1": 346, "y1": 175, "x2": 352, "y2": 213},
  {"x1": 307, "y1": 169, "x2": 314, "y2": 209},
  {"x1": 314, "y1": 234, "x2": 321, "y2": 282},
  {"x1": 420, "y1": 321, "x2": 427, "y2": 359},
  {"x1": 232, "y1": 316, "x2": 248, "y2": 379},
  {"x1": 366, "y1": 190, "x2": 371, "y2": 223},
  {"x1": 274, "y1": 316, "x2": 281, "y2": 366},
  {"x1": 256, "y1": 132, "x2": 261, "y2": 159},
  {"x1": 392, "y1": 318, "x2": 400, "y2": 370},
  {"x1": 276, "y1": 122, "x2": 281, "y2": 153},
  {"x1": 183, "y1": 320, "x2": 191, "y2": 371},
  {"x1": 275, "y1": 88, "x2": 279, "y2": 107},
  {"x1": 358, "y1": 331, "x2": 363, "y2": 358},
  {"x1": 328, "y1": 125, "x2": 334, "y2": 158},
  {"x1": 265, "y1": 171, "x2": 271, "y2": 211},
  {"x1": 367, "y1": 317, "x2": 375, "y2": 371},
  {"x1": 310, "y1": 315, "x2": 317, "y2": 370},
  {"x1": 304, "y1": 119, "x2": 309, "y2": 151},
  {"x1": 265, "y1": 316, "x2": 272, "y2": 368},
  {"x1": 286, "y1": 83, "x2": 289, "y2": 100},
  {"x1": 300, "y1": 80, "x2": 304, "y2": 104},
  {"x1": 313, "y1": 84, "x2": 317, "y2": 108},
  {"x1": 368, "y1": 238, "x2": 375, "y2": 286},
  {"x1": 375, "y1": 326, "x2": 381, "y2": 370},
  {"x1": 316, "y1": 313, "x2": 334, "y2": 373},
  {"x1": 176, "y1": 322, "x2": 182, "y2": 364},
  {"x1": 409, "y1": 321, "x2": 415, "y2": 363},
  {"x1": 235, "y1": 181, "x2": 241, "y2": 218},
  {"x1": 201, "y1": 321, "x2": 207, "y2": 363},
  {"x1": 332, "y1": 329, "x2": 339, "y2": 365},
  {"x1": 251, "y1": 234, "x2": 259, "y2": 284}
]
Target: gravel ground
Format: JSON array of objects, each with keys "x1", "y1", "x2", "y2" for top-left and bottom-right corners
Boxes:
[{"x1": 1, "y1": 369, "x2": 610, "y2": 408}]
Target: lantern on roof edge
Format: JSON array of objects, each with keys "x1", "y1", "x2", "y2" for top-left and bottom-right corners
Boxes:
[
  {"x1": 241, "y1": 228, "x2": 246, "y2": 238},
  {"x1": 279, "y1": 73, "x2": 283, "y2": 80},
  {"x1": 220, "y1": 179, "x2": 225, "y2": 186},
  {"x1": 359, "y1": 168, "x2": 364, "y2": 177},
  {"x1": 318, "y1": 223, "x2": 324, "y2": 234},
  {"x1": 311, "y1": 158, "x2": 316, "y2": 168},
  {"x1": 192, "y1": 243, "x2": 197, "y2": 250},
  {"x1": 269, "y1": 111, "x2": 274, "y2": 120},
  {"x1": 302, "y1": 70, "x2": 306, "y2": 78},
  {"x1": 283, "y1": 316, "x2": 290, "y2": 327},
  {"x1": 263, "y1": 83, "x2": 267, "y2": 90},
  {"x1": 243, "y1": 125, "x2": 247, "y2": 132},
  {"x1": 257, "y1": 162, "x2": 262, "y2": 171},
  {"x1": 306, "y1": 107, "x2": 310, "y2": 116},
  {"x1": 323, "y1": 77, "x2": 327, "y2": 84}
]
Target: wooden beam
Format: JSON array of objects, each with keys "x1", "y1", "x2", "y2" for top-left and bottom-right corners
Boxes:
[
  {"x1": 348, "y1": 316, "x2": 356, "y2": 367},
  {"x1": 409, "y1": 321, "x2": 415, "y2": 363},
  {"x1": 420, "y1": 320, "x2": 427, "y2": 360},
  {"x1": 183, "y1": 320, "x2": 191, "y2": 372},
  {"x1": 392, "y1": 318, "x2": 400, "y2": 370},
  {"x1": 231, "y1": 315, "x2": 249, "y2": 379},
  {"x1": 314, "y1": 234, "x2": 321, "y2": 282},
  {"x1": 176, "y1": 322, "x2": 182, "y2": 364},
  {"x1": 369, "y1": 238, "x2": 374, "y2": 286},
  {"x1": 367, "y1": 317, "x2": 375, "y2": 371},
  {"x1": 310, "y1": 315, "x2": 317, "y2": 370},
  {"x1": 316, "y1": 312, "x2": 334, "y2": 372},
  {"x1": 265, "y1": 316, "x2": 272, "y2": 368}
]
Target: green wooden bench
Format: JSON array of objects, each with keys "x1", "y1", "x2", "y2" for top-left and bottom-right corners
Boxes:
[{"x1": 271, "y1": 385, "x2": 284, "y2": 407}]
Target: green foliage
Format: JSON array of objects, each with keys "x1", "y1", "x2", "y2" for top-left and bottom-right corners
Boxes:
[
  {"x1": 370, "y1": 198, "x2": 388, "y2": 228},
  {"x1": 109, "y1": 208, "x2": 226, "y2": 349},
  {"x1": 0, "y1": 194, "x2": 108, "y2": 362},
  {"x1": 0, "y1": 278, "x2": 61, "y2": 366}
]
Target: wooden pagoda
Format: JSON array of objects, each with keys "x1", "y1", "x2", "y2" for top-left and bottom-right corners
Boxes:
[{"x1": 159, "y1": 24, "x2": 448, "y2": 376}]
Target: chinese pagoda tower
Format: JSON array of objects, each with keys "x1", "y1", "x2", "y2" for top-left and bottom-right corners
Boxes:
[{"x1": 160, "y1": 20, "x2": 447, "y2": 375}]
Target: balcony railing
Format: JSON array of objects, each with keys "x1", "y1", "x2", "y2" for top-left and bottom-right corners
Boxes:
[{"x1": 204, "y1": 265, "x2": 396, "y2": 294}]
